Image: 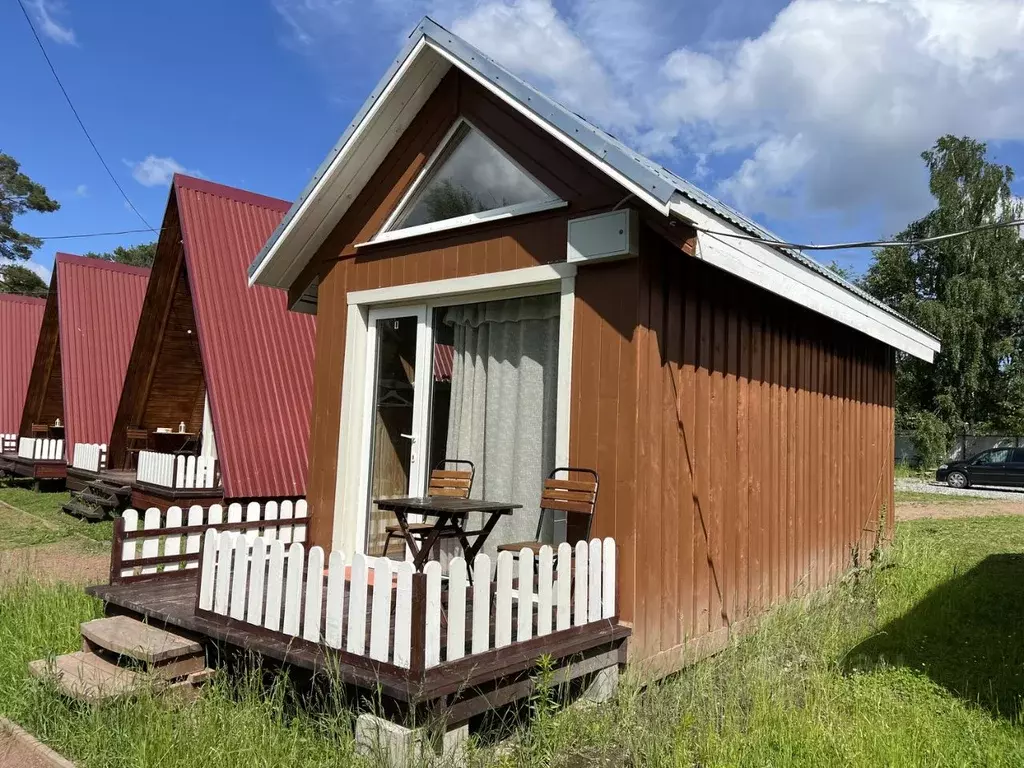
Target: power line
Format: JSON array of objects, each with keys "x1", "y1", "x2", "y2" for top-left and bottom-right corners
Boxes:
[
  {"x1": 36, "y1": 227, "x2": 161, "y2": 241},
  {"x1": 694, "y1": 217, "x2": 1024, "y2": 252},
  {"x1": 16, "y1": 0, "x2": 156, "y2": 233}
]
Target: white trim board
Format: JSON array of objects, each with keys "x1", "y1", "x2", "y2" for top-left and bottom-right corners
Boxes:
[{"x1": 669, "y1": 196, "x2": 940, "y2": 363}]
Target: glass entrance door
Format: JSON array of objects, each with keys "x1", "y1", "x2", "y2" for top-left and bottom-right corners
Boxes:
[{"x1": 361, "y1": 306, "x2": 430, "y2": 555}]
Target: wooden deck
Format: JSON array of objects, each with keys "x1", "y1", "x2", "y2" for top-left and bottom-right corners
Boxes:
[
  {"x1": 3, "y1": 455, "x2": 66, "y2": 481},
  {"x1": 66, "y1": 467, "x2": 134, "y2": 492},
  {"x1": 87, "y1": 573, "x2": 629, "y2": 717}
]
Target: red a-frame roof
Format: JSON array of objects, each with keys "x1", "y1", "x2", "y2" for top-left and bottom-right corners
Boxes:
[
  {"x1": 174, "y1": 175, "x2": 315, "y2": 499},
  {"x1": 0, "y1": 293, "x2": 46, "y2": 434}
]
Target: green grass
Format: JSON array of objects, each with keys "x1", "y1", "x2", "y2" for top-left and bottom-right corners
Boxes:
[
  {"x1": 0, "y1": 480, "x2": 112, "y2": 546},
  {"x1": 2, "y1": 517, "x2": 1024, "y2": 766}
]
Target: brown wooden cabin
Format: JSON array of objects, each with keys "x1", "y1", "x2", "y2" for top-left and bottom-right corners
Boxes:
[
  {"x1": 65, "y1": 175, "x2": 316, "y2": 519},
  {"x1": 246, "y1": 19, "x2": 940, "y2": 677},
  {"x1": 0, "y1": 294, "x2": 46, "y2": 474},
  {"x1": 10, "y1": 254, "x2": 148, "y2": 488}
]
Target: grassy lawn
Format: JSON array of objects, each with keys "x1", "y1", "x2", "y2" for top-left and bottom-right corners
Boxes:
[
  {"x1": 0, "y1": 480, "x2": 112, "y2": 546},
  {"x1": 1, "y1": 516, "x2": 1022, "y2": 766}
]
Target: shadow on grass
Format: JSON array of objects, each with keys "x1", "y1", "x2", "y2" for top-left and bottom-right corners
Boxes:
[{"x1": 845, "y1": 554, "x2": 1024, "y2": 720}]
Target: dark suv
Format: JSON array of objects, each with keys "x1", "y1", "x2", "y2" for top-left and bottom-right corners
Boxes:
[{"x1": 936, "y1": 447, "x2": 1024, "y2": 489}]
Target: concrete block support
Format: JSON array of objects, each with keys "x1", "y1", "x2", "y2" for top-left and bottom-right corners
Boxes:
[{"x1": 355, "y1": 713, "x2": 468, "y2": 768}]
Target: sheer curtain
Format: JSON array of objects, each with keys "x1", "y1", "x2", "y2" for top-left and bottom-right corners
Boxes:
[{"x1": 444, "y1": 294, "x2": 559, "y2": 556}]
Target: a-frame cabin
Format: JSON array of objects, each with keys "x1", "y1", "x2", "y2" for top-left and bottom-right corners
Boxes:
[
  {"x1": 65, "y1": 175, "x2": 315, "y2": 518},
  {"x1": 0, "y1": 293, "x2": 46, "y2": 468},
  {"x1": 10, "y1": 254, "x2": 148, "y2": 488}
]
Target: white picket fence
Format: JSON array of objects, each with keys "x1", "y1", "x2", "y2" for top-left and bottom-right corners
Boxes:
[
  {"x1": 114, "y1": 500, "x2": 307, "y2": 582},
  {"x1": 136, "y1": 450, "x2": 219, "y2": 490},
  {"x1": 18, "y1": 437, "x2": 64, "y2": 461},
  {"x1": 1, "y1": 434, "x2": 16, "y2": 454},
  {"x1": 71, "y1": 442, "x2": 107, "y2": 472},
  {"x1": 198, "y1": 535, "x2": 617, "y2": 670}
]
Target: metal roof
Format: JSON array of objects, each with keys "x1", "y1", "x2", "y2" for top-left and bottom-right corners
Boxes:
[
  {"x1": 174, "y1": 174, "x2": 316, "y2": 499},
  {"x1": 55, "y1": 253, "x2": 149, "y2": 450},
  {"x1": 249, "y1": 16, "x2": 931, "y2": 340},
  {"x1": 0, "y1": 294, "x2": 46, "y2": 434}
]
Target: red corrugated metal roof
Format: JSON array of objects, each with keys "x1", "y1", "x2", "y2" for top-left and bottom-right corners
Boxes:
[
  {"x1": 0, "y1": 294, "x2": 46, "y2": 434},
  {"x1": 174, "y1": 174, "x2": 315, "y2": 499},
  {"x1": 56, "y1": 254, "x2": 149, "y2": 450}
]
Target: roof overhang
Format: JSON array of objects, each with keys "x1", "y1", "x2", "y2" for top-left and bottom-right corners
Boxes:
[
  {"x1": 250, "y1": 17, "x2": 940, "y2": 363},
  {"x1": 669, "y1": 195, "x2": 940, "y2": 362}
]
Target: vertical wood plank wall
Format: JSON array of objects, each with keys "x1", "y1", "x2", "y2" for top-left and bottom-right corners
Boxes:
[
  {"x1": 20, "y1": 287, "x2": 64, "y2": 434},
  {"x1": 574, "y1": 227, "x2": 896, "y2": 670}
]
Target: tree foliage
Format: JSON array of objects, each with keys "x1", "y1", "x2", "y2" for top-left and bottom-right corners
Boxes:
[
  {"x1": 864, "y1": 135, "x2": 1024, "y2": 442},
  {"x1": 0, "y1": 264, "x2": 48, "y2": 298},
  {"x1": 0, "y1": 153, "x2": 60, "y2": 263},
  {"x1": 84, "y1": 241, "x2": 156, "y2": 268}
]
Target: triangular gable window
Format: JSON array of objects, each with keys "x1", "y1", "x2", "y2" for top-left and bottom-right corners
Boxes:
[{"x1": 374, "y1": 119, "x2": 563, "y2": 243}]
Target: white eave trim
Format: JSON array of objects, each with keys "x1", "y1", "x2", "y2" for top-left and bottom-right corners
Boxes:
[{"x1": 668, "y1": 195, "x2": 940, "y2": 362}]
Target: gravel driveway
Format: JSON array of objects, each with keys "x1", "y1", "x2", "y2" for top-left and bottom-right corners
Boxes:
[{"x1": 896, "y1": 478, "x2": 1024, "y2": 501}]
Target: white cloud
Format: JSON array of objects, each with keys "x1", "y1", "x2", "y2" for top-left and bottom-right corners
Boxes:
[
  {"x1": 126, "y1": 156, "x2": 202, "y2": 188},
  {"x1": 27, "y1": 0, "x2": 76, "y2": 45},
  {"x1": 74, "y1": 184, "x2": 88, "y2": 197},
  {"x1": 0, "y1": 259, "x2": 51, "y2": 285},
  {"x1": 272, "y1": 0, "x2": 1024, "y2": 228}
]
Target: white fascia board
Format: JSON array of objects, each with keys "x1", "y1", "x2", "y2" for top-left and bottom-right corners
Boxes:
[
  {"x1": 668, "y1": 195, "x2": 940, "y2": 362},
  {"x1": 249, "y1": 39, "x2": 445, "y2": 289}
]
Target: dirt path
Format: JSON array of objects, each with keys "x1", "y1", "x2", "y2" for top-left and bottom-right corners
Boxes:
[
  {"x1": 897, "y1": 497, "x2": 1024, "y2": 521},
  {"x1": 0, "y1": 541, "x2": 108, "y2": 588}
]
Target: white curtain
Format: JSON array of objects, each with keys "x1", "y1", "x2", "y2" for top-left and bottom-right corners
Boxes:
[{"x1": 444, "y1": 294, "x2": 559, "y2": 556}]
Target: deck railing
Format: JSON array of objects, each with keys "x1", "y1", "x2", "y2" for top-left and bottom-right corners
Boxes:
[
  {"x1": 18, "y1": 437, "x2": 64, "y2": 461},
  {"x1": 196, "y1": 533, "x2": 618, "y2": 671},
  {"x1": 1, "y1": 434, "x2": 16, "y2": 454},
  {"x1": 136, "y1": 450, "x2": 220, "y2": 490},
  {"x1": 110, "y1": 501, "x2": 307, "y2": 584},
  {"x1": 72, "y1": 442, "x2": 107, "y2": 472}
]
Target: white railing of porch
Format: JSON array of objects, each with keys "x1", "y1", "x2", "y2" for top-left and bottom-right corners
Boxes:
[
  {"x1": 198, "y1": 534, "x2": 618, "y2": 670},
  {"x1": 114, "y1": 501, "x2": 307, "y2": 581},
  {"x1": 136, "y1": 450, "x2": 219, "y2": 490},
  {"x1": 72, "y1": 443, "x2": 107, "y2": 472},
  {"x1": 1, "y1": 434, "x2": 16, "y2": 454},
  {"x1": 18, "y1": 437, "x2": 64, "y2": 461}
]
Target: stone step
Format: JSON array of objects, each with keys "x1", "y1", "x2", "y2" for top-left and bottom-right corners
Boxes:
[
  {"x1": 77, "y1": 490, "x2": 119, "y2": 508},
  {"x1": 28, "y1": 651, "x2": 145, "y2": 702},
  {"x1": 61, "y1": 499, "x2": 106, "y2": 521},
  {"x1": 80, "y1": 616, "x2": 205, "y2": 680}
]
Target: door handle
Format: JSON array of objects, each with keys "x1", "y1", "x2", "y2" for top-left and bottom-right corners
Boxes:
[{"x1": 400, "y1": 433, "x2": 417, "y2": 442}]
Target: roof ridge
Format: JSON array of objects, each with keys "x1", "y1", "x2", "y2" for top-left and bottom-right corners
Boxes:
[
  {"x1": 0, "y1": 293, "x2": 46, "y2": 305},
  {"x1": 56, "y1": 252, "x2": 151, "y2": 278},
  {"x1": 173, "y1": 174, "x2": 291, "y2": 213}
]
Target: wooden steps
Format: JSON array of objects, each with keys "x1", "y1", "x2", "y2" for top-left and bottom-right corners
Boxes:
[
  {"x1": 62, "y1": 477, "x2": 131, "y2": 521},
  {"x1": 29, "y1": 616, "x2": 211, "y2": 703}
]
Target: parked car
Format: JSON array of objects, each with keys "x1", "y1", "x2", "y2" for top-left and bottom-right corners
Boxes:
[{"x1": 936, "y1": 447, "x2": 1024, "y2": 488}]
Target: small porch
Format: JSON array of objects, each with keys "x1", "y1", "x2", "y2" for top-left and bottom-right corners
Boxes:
[
  {"x1": 84, "y1": 503, "x2": 628, "y2": 729},
  {"x1": 1, "y1": 436, "x2": 67, "y2": 486}
]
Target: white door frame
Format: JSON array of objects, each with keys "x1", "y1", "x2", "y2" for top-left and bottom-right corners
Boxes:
[
  {"x1": 354, "y1": 304, "x2": 432, "y2": 554},
  {"x1": 332, "y1": 262, "x2": 577, "y2": 555}
]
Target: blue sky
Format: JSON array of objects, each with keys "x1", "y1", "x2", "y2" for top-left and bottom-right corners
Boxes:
[{"x1": 3, "y1": 0, "x2": 1023, "y2": 284}]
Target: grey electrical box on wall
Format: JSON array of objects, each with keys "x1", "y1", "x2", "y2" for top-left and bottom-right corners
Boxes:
[{"x1": 566, "y1": 209, "x2": 639, "y2": 263}]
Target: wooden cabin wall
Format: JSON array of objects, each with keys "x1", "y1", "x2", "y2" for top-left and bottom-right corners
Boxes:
[
  {"x1": 19, "y1": 290, "x2": 63, "y2": 434},
  {"x1": 301, "y1": 68, "x2": 625, "y2": 548},
  {"x1": 140, "y1": 267, "x2": 206, "y2": 434},
  {"x1": 574, "y1": 226, "x2": 896, "y2": 671},
  {"x1": 109, "y1": 202, "x2": 206, "y2": 468}
]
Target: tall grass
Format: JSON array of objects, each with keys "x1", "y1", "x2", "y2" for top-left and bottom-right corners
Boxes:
[{"x1": 2, "y1": 518, "x2": 1024, "y2": 766}]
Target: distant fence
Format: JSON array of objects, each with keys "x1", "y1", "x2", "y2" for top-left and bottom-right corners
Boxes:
[
  {"x1": 137, "y1": 450, "x2": 219, "y2": 490},
  {"x1": 18, "y1": 437, "x2": 64, "y2": 461},
  {"x1": 896, "y1": 433, "x2": 1024, "y2": 465},
  {"x1": 72, "y1": 443, "x2": 107, "y2": 472}
]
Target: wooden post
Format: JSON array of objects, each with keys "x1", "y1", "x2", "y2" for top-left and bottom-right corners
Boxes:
[
  {"x1": 409, "y1": 572, "x2": 427, "y2": 675},
  {"x1": 109, "y1": 516, "x2": 125, "y2": 585}
]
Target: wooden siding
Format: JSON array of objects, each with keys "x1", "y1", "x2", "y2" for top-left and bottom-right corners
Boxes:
[
  {"x1": 573, "y1": 227, "x2": 895, "y2": 668},
  {"x1": 302, "y1": 69, "x2": 625, "y2": 548},
  {"x1": 20, "y1": 286, "x2": 63, "y2": 434},
  {"x1": 109, "y1": 204, "x2": 205, "y2": 469}
]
